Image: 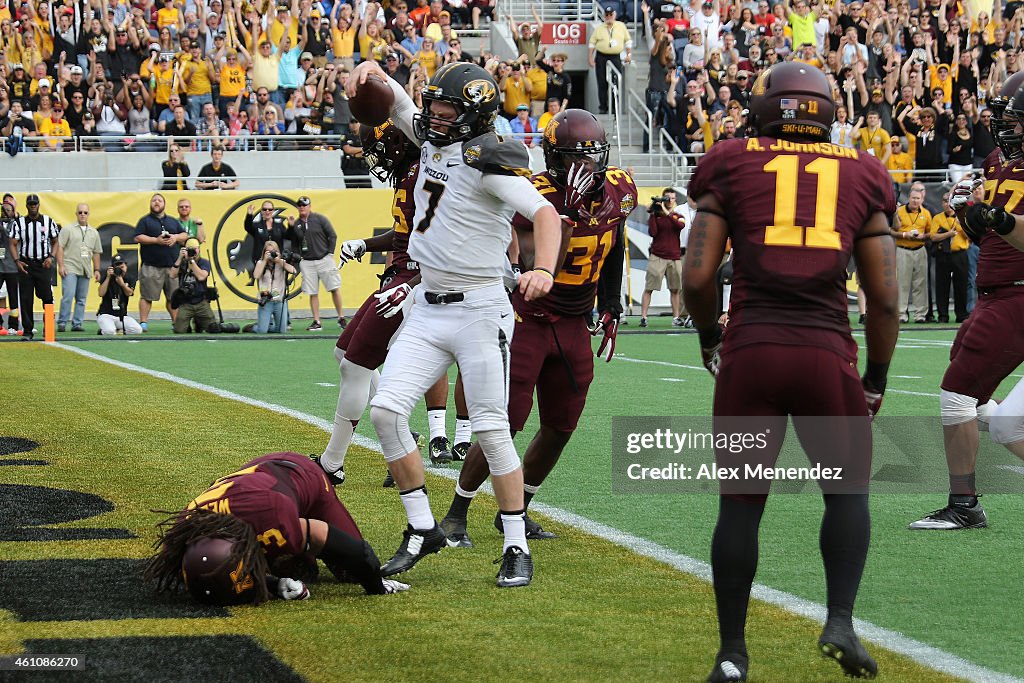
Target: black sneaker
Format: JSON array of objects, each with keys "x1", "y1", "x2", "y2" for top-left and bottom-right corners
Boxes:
[
  {"x1": 338, "y1": 316, "x2": 347, "y2": 329},
  {"x1": 57, "y1": 322, "x2": 66, "y2": 332},
  {"x1": 639, "y1": 317, "x2": 648, "y2": 328},
  {"x1": 71, "y1": 324, "x2": 84, "y2": 332},
  {"x1": 706, "y1": 651, "x2": 748, "y2": 682},
  {"x1": 451, "y1": 441, "x2": 470, "y2": 461},
  {"x1": 494, "y1": 512, "x2": 557, "y2": 540},
  {"x1": 306, "y1": 320, "x2": 322, "y2": 331},
  {"x1": 494, "y1": 545, "x2": 533, "y2": 587},
  {"x1": 819, "y1": 621, "x2": 877, "y2": 679},
  {"x1": 310, "y1": 455, "x2": 345, "y2": 486},
  {"x1": 672, "y1": 316, "x2": 685, "y2": 327},
  {"x1": 429, "y1": 436, "x2": 453, "y2": 464},
  {"x1": 380, "y1": 524, "x2": 446, "y2": 576},
  {"x1": 908, "y1": 500, "x2": 988, "y2": 530},
  {"x1": 383, "y1": 470, "x2": 395, "y2": 488},
  {"x1": 440, "y1": 515, "x2": 473, "y2": 548}
]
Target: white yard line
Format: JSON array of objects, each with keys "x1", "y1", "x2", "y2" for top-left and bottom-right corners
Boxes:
[{"x1": 56, "y1": 343, "x2": 1023, "y2": 683}]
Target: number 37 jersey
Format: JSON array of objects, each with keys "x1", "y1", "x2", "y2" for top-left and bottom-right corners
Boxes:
[{"x1": 688, "y1": 137, "x2": 896, "y2": 357}]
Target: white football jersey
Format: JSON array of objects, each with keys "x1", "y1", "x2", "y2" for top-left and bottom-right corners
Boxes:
[{"x1": 386, "y1": 78, "x2": 549, "y2": 292}]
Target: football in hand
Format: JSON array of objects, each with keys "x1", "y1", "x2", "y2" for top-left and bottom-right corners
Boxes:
[{"x1": 350, "y1": 75, "x2": 395, "y2": 127}]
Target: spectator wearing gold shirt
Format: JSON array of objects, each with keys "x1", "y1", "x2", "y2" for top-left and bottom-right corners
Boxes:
[{"x1": 890, "y1": 187, "x2": 932, "y2": 323}]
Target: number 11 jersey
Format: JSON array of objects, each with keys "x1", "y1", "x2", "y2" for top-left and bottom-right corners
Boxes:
[{"x1": 688, "y1": 136, "x2": 896, "y2": 361}]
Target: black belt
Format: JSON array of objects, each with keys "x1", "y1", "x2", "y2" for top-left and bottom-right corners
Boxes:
[
  {"x1": 425, "y1": 291, "x2": 464, "y2": 304},
  {"x1": 20, "y1": 257, "x2": 48, "y2": 264},
  {"x1": 898, "y1": 246, "x2": 923, "y2": 250}
]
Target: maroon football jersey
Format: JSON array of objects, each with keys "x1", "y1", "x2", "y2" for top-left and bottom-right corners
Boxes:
[
  {"x1": 389, "y1": 161, "x2": 419, "y2": 269},
  {"x1": 186, "y1": 453, "x2": 331, "y2": 560},
  {"x1": 978, "y1": 156, "x2": 1024, "y2": 287},
  {"x1": 512, "y1": 167, "x2": 638, "y2": 318},
  {"x1": 688, "y1": 137, "x2": 896, "y2": 360}
]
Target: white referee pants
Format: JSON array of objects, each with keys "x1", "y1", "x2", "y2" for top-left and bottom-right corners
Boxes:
[{"x1": 371, "y1": 283, "x2": 514, "y2": 434}]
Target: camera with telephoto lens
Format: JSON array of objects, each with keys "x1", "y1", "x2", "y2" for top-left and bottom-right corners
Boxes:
[
  {"x1": 282, "y1": 249, "x2": 300, "y2": 266},
  {"x1": 186, "y1": 246, "x2": 198, "y2": 259},
  {"x1": 269, "y1": 250, "x2": 279, "y2": 259},
  {"x1": 258, "y1": 290, "x2": 273, "y2": 306},
  {"x1": 649, "y1": 196, "x2": 667, "y2": 213}
]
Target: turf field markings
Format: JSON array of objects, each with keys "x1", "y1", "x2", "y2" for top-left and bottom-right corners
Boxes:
[
  {"x1": 888, "y1": 389, "x2": 941, "y2": 398},
  {"x1": 996, "y1": 464, "x2": 1024, "y2": 476},
  {"x1": 616, "y1": 356, "x2": 705, "y2": 371},
  {"x1": 893, "y1": 376, "x2": 923, "y2": 379},
  {"x1": 53, "y1": 343, "x2": 1024, "y2": 683},
  {"x1": 659, "y1": 377, "x2": 688, "y2": 383},
  {"x1": 315, "y1": 382, "x2": 337, "y2": 387}
]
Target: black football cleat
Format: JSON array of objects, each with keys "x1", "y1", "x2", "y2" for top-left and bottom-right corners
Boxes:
[
  {"x1": 706, "y1": 652, "x2": 748, "y2": 682},
  {"x1": 383, "y1": 470, "x2": 395, "y2": 488},
  {"x1": 310, "y1": 455, "x2": 345, "y2": 486},
  {"x1": 440, "y1": 515, "x2": 473, "y2": 548},
  {"x1": 819, "y1": 621, "x2": 877, "y2": 679},
  {"x1": 494, "y1": 546, "x2": 533, "y2": 587},
  {"x1": 380, "y1": 524, "x2": 446, "y2": 577},
  {"x1": 908, "y1": 500, "x2": 988, "y2": 530},
  {"x1": 451, "y1": 441, "x2": 471, "y2": 461},
  {"x1": 428, "y1": 436, "x2": 453, "y2": 464},
  {"x1": 494, "y1": 512, "x2": 557, "y2": 540}
]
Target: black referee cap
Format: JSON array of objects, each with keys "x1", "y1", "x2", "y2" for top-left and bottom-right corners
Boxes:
[{"x1": 25, "y1": 194, "x2": 40, "y2": 205}]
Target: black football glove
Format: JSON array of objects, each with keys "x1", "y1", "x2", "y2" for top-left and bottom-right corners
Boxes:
[
  {"x1": 590, "y1": 311, "x2": 618, "y2": 362},
  {"x1": 964, "y1": 202, "x2": 1016, "y2": 243},
  {"x1": 697, "y1": 325, "x2": 724, "y2": 378}
]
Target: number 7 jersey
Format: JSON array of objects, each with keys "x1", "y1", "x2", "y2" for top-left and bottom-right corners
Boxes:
[{"x1": 688, "y1": 137, "x2": 896, "y2": 360}]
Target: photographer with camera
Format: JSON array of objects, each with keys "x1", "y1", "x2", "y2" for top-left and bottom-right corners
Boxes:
[
  {"x1": 134, "y1": 193, "x2": 188, "y2": 331},
  {"x1": 639, "y1": 188, "x2": 687, "y2": 328},
  {"x1": 170, "y1": 238, "x2": 216, "y2": 333},
  {"x1": 97, "y1": 254, "x2": 143, "y2": 335},
  {"x1": 253, "y1": 240, "x2": 297, "y2": 333}
]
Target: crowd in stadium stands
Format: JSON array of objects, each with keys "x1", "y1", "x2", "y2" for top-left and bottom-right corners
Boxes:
[
  {"x1": 0, "y1": 0, "x2": 592, "y2": 155},
  {"x1": 636, "y1": 0, "x2": 1018, "y2": 183}
]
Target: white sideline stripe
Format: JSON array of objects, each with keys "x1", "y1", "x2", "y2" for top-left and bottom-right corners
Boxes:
[
  {"x1": 620, "y1": 356, "x2": 944, "y2": 399},
  {"x1": 55, "y1": 343, "x2": 1023, "y2": 683}
]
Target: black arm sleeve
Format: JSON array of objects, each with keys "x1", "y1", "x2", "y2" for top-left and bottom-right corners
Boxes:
[
  {"x1": 318, "y1": 524, "x2": 387, "y2": 595},
  {"x1": 596, "y1": 223, "x2": 625, "y2": 318}
]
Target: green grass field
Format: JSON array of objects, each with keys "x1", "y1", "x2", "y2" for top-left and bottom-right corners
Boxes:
[{"x1": 0, "y1": 319, "x2": 1021, "y2": 682}]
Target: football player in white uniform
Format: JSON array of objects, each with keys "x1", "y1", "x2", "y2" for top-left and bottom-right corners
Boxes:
[{"x1": 347, "y1": 61, "x2": 563, "y2": 587}]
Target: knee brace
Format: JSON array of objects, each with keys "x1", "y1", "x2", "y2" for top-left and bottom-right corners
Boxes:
[
  {"x1": 940, "y1": 389, "x2": 978, "y2": 426},
  {"x1": 369, "y1": 406, "x2": 417, "y2": 462},
  {"x1": 338, "y1": 358, "x2": 376, "y2": 421},
  {"x1": 476, "y1": 429, "x2": 521, "y2": 477}
]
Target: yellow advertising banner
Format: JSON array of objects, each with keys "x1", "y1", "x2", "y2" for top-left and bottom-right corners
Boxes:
[{"x1": 8, "y1": 189, "x2": 395, "y2": 313}]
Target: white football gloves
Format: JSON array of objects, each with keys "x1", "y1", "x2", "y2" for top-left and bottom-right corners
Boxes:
[
  {"x1": 382, "y1": 578, "x2": 410, "y2": 594},
  {"x1": 277, "y1": 577, "x2": 310, "y2": 601},
  {"x1": 562, "y1": 162, "x2": 598, "y2": 222},
  {"x1": 374, "y1": 282, "x2": 413, "y2": 318},
  {"x1": 338, "y1": 239, "x2": 367, "y2": 267},
  {"x1": 949, "y1": 177, "x2": 983, "y2": 213}
]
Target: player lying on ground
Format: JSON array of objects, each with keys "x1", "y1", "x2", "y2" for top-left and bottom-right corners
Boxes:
[{"x1": 145, "y1": 453, "x2": 408, "y2": 605}]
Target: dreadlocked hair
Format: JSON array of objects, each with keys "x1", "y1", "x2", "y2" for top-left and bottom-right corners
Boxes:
[{"x1": 143, "y1": 507, "x2": 271, "y2": 604}]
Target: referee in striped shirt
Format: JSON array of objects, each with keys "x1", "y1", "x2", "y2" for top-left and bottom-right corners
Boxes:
[{"x1": 9, "y1": 194, "x2": 60, "y2": 340}]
